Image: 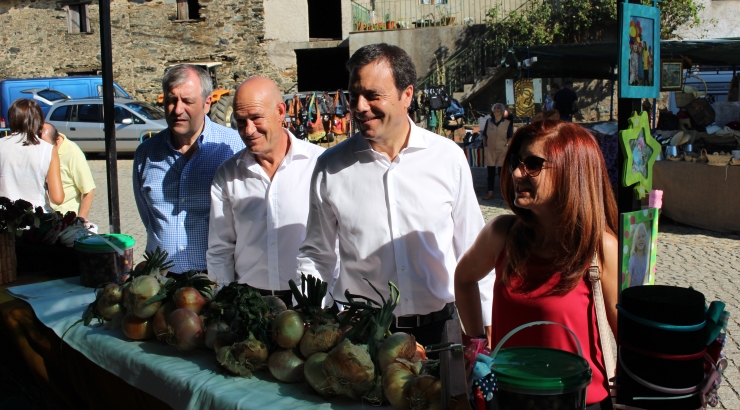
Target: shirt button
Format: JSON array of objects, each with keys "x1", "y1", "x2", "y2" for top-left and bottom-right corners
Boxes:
[
  {"x1": 404, "y1": 298, "x2": 409, "y2": 303},
  {"x1": 180, "y1": 222, "x2": 184, "y2": 227},
  {"x1": 400, "y1": 266, "x2": 406, "y2": 271},
  {"x1": 182, "y1": 176, "x2": 187, "y2": 180},
  {"x1": 179, "y1": 246, "x2": 184, "y2": 251},
  {"x1": 181, "y1": 198, "x2": 185, "y2": 202}
]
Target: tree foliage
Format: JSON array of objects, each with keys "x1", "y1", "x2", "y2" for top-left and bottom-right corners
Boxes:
[{"x1": 487, "y1": 0, "x2": 705, "y2": 52}]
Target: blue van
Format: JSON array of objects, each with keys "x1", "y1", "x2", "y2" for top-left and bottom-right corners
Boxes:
[{"x1": 0, "y1": 77, "x2": 131, "y2": 128}]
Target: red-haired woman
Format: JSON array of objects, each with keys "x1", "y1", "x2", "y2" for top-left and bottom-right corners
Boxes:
[
  {"x1": 455, "y1": 120, "x2": 618, "y2": 409},
  {"x1": 0, "y1": 99, "x2": 64, "y2": 210}
]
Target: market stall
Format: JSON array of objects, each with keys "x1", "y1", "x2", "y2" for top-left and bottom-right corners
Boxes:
[{"x1": 653, "y1": 160, "x2": 740, "y2": 233}]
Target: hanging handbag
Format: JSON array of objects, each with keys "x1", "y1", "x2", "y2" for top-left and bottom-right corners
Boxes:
[
  {"x1": 307, "y1": 94, "x2": 326, "y2": 142},
  {"x1": 335, "y1": 89, "x2": 346, "y2": 116},
  {"x1": 588, "y1": 253, "x2": 617, "y2": 405},
  {"x1": 291, "y1": 95, "x2": 308, "y2": 140}
]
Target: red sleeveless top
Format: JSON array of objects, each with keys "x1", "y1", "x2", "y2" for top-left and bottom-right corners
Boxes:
[{"x1": 491, "y1": 251, "x2": 608, "y2": 405}]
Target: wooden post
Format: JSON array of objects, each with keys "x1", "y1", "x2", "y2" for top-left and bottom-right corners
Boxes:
[{"x1": 441, "y1": 309, "x2": 470, "y2": 410}]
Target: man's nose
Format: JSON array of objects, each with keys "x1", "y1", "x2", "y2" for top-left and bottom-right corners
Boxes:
[
  {"x1": 353, "y1": 95, "x2": 369, "y2": 112},
  {"x1": 241, "y1": 119, "x2": 256, "y2": 135}
]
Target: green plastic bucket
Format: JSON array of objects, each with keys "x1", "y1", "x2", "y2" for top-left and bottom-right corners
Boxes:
[{"x1": 489, "y1": 321, "x2": 593, "y2": 410}]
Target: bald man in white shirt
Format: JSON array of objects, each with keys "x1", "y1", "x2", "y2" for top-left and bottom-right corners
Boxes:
[
  {"x1": 296, "y1": 44, "x2": 494, "y2": 345},
  {"x1": 207, "y1": 77, "x2": 325, "y2": 306}
]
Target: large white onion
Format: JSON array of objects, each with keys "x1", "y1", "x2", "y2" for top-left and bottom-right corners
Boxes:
[
  {"x1": 128, "y1": 276, "x2": 161, "y2": 319},
  {"x1": 304, "y1": 353, "x2": 336, "y2": 397},
  {"x1": 268, "y1": 349, "x2": 305, "y2": 383},
  {"x1": 272, "y1": 310, "x2": 305, "y2": 349},
  {"x1": 323, "y1": 339, "x2": 375, "y2": 400}
]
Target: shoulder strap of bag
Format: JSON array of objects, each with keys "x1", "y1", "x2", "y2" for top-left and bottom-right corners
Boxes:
[{"x1": 588, "y1": 253, "x2": 616, "y2": 403}]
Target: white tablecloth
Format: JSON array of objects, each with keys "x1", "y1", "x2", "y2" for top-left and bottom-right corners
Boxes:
[{"x1": 6, "y1": 278, "x2": 390, "y2": 410}]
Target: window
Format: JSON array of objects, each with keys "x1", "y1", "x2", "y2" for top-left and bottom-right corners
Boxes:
[
  {"x1": 113, "y1": 106, "x2": 132, "y2": 124},
  {"x1": 37, "y1": 90, "x2": 69, "y2": 103},
  {"x1": 125, "y1": 102, "x2": 165, "y2": 120},
  {"x1": 96, "y1": 85, "x2": 130, "y2": 99},
  {"x1": 66, "y1": 3, "x2": 91, "y2": 34},
  {"x1": 50, "y1": 106, "x2": 70, "y2": 122},
  {"x1": 176, "y1": 0, "x2": 200, "y2": 21},
  {"x1": 76, "y1": 104, "x2": 102, "y2": 123}
]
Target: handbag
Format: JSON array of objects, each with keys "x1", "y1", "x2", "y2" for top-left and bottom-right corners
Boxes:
[
  {"x1": 335, "y1": 89, "x2": 346, "y2": 116},
  {"x1": 588, "y1": 253, "x2": 616, "y2": 405},
  {"x1": 307, "y1": 94, "x2": 326, "y2": 142}
]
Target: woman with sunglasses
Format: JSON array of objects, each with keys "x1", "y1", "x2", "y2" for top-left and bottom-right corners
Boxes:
[
  {"x1": 455, "y1": 120, "x2": 619, "y2": 409},
  {"x1": 481, "y1": 103, "x2": 512, "y2": 200}
]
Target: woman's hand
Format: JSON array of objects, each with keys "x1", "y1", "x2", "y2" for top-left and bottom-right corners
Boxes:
[{"x1": 454, "y1": 215, "x2": 513, "y2": 338}]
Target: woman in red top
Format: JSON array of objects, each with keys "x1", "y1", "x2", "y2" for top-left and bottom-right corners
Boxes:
[{"x1": 455, "y1": 120, "x2": 619, "y2": 409}]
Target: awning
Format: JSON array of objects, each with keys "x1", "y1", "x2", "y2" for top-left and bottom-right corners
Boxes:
[{"x1": 507, "y1": 38, "x2": 740, "y2": 79}]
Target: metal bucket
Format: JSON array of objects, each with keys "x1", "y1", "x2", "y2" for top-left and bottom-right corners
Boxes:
[
  {"x1": 683, "y1": 144, "x2": 693, "y2": 153},
  {"x1": 665, "y1": 146, "x2": 679, "y2": 158}
]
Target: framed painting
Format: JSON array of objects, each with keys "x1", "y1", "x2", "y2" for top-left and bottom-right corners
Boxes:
[
  {"x1": 660, "y1": 59, "x2": 684, "y2": 91},
  {"x1": 619, "y1": 208, "x2": 659, "y2": 292},
  {"x1": 618, "y1": 2, "x2": 660, "y2": 98},
  {"x1": 619, "y1": 111, "x2": 661, "y2": 199}
]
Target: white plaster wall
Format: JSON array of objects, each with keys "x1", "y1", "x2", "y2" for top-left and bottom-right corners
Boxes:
[
  {"x1": 342, "y1": 0, "x2": 352, "y2": 39},
  {"x1": 264, "y1": 0, "x2": 309, "y2": 42},
  {"x1": 674, "y1": 0, "x2": 740, "y2": 39}
]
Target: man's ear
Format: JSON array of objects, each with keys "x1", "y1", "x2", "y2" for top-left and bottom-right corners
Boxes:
[
  {"x1": 204, "y1": 94, "x2": 213, "y2": 111},
  {"x1": 401, "y1": 85, "x2": 414, "y2": 109}
]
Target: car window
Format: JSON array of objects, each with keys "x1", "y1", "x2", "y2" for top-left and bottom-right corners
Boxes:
[
  {"x1": 49, "y1": 105, "x2": 70, "y2": 121},
  {"x1": 38, "y1": 90, "x2": 68, "y2": 102},
  {"x1": 97, "y1": 84, "x2": 129, "y2": 99},
  {"x1": 76, "y1": 104, "x2": 102, "y2": 123},
  {"x1": 125, "y1": 102, "x2": 164, "y2": 120},
  {"x1": 113, "y1": 106, "x2": 133, "y2": 124}
]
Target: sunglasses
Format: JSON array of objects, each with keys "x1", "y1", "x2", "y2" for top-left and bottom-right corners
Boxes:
[{"x1": 508, "y1": 155, "x2": 549, "y2": 177}]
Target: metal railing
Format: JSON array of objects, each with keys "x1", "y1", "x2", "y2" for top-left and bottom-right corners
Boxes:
[
  {"x1": 416, "y1": 0, "x2": 538, "y2": 94},
  {"x1": 351, "y1": 0, "x2": 530, "y2": 30}
]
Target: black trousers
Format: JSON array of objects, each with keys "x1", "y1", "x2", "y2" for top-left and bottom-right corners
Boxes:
[
  {"x1": 585, "y1": 397, "x2": 615, "y2": 410},
  {"x1": 486, "y1": 166, "x2": 497, "y2": 192}
]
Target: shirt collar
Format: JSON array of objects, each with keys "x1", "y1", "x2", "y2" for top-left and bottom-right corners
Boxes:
[
  {"x1": 57, "y1": 133, "x2": 70, "y2": 155},
  {"x1": 353, "y1": 116, "x2": 427, "y2": 154},
  {"x1": 235, "y1": 129, "x2": 307, "y2": 170},
  {"x1": 165, "y1": 116, "x2": 212, "y2": 152}
]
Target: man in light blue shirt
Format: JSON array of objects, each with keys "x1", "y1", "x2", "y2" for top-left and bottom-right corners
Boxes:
[{"x1": 133, "y1": 65, "x2": 244, "y2": 273}]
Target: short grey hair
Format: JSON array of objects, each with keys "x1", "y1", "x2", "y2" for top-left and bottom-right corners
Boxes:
[
  {"x1": 162, "y1": 64, "x2": 213, "y2": 101},
  {"x1": 492, "y1": 103, "x2": 506, "y2": 112}
]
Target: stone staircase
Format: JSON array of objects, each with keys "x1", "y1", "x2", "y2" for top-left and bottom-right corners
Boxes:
[{"x1": 451, "y1": 66, "x2": 513, "y2": 104}]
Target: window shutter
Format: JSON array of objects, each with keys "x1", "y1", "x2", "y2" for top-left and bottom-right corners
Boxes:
[
  {"x1": 177, "y1": 0, "x2": 189, "y2": 21},
  {"x1": 84, "y1": 4, "x2": 91, "y2": 33}
]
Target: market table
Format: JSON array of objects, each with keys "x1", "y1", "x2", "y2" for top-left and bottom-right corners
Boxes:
[
  {"x1": 1, "y1": 277, "x2": 394, "y2": 410},
  {"x1": 652, "y1": 160, "x2": 740, "y2": 233}
]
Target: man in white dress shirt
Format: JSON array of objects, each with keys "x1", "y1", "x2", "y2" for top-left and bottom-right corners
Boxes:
[
  {"x1": 207, "y1": 77, "x2": 325, "y2": 306},
  {"x1": 296, "y1": 44, "x2": 493, "y2": 345}
]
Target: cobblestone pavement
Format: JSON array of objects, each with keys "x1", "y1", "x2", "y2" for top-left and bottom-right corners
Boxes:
[{"x1": 87, "y1": 159, "x2": 740, "y2": 409}]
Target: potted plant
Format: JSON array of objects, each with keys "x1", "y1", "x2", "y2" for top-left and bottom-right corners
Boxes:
[
  {"x1": 440, "y1": 8, "x2": 455, "y2": 26},
  {"x1": 385, "y1": 12, "x2": 395, "y2": 29}
]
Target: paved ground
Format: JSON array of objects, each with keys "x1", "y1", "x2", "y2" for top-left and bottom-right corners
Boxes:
[{"x1": 86, "y1": 158, "x2": 740, "y2": 409}]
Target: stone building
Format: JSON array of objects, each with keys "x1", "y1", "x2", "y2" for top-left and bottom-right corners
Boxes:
[{"x1": 0, "y1": 0, "x2": 354, "y2": 102}]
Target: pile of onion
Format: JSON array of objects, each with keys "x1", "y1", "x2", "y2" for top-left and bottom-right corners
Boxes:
[
  {"x1": 272, "y1": 310, "x2": 305, "y2": 349},
  {"x1": 96, "y1": 283, "x2": 123, "y2": 321},
  {"x1": 299, "y1": 323, "x2": 342, "y2": 358},
  {"x1": 322, "y1": 339, "x2": 375, "y2": 400},
  {"x1": 163, "y1": 308, "x2": 204, "y2": 351},
  {"x1": 217, "y1": 335, "x2": 269, "y2": 378},
  {"x1": 377, "y1": 332, "x2": 417, "y2": 372},
  {"x1": 268, "y1": 349, "x2": 305, "y2": 383},
  {"x1": 382, "y1": 359, "x2": 442, "y2": 410}
]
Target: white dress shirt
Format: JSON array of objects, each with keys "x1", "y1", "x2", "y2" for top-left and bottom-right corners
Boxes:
[
  {"x1": 296, "y1": 119, "x2": 495, "y2": 325},
  {"x1": 207, "y1": 131, "x2": 325, "y2": 290}
]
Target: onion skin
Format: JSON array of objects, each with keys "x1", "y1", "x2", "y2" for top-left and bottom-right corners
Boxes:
[
  {"x1": 383, "y1": 362, "x2": 415, "y2": 410},
  {"x1": 262, "y1": 296, "x2": 288, "y2": 316},
  {"x1": 323, "y1": 339, "x2": 375, "y2": 400},
  {"x1": 97, "y1": 301, "x2": 122, "y2": 321},
  {"x1": 272, "y1": 310, "x2": 305, "y2": 349},
  {"x1": 414, "y1": 342, "x2": 428, "y2": 361},
  {"x1": 409, "y1": 375, "x2": 442, "y2": 410},
  {"x1": 217, "y1": 336, "x2": 268, "y2": 378},
  {"x1": 128, "y1": 276, "x2": 162, "y2": 319},
  {"x1": 378, "y1": 332, "x2": 417, "y2": 372},
  {"x1": 299, "y1": 323, "x2": 342, "y2": 358},
  {"x1": 304, "y1": 353, "x2": 336, "y2": 398},
  {"x1": 173, "y1": 286, "x2": 208, "y2": 314},
  {"x1": 152, "y1": 301, "x2": 175, "y2": 341},
  {"x1": 166, "y1": 308, "x2": 204, "y2": 351},
  {"x1": 122, "y1": 312, "x2": 154, "y2": 340},
  {"x1": 268, "y1": 349, "x2": 305, "y2": 383}
]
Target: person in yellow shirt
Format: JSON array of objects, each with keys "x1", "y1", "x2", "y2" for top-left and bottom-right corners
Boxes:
[
  {"x1": 41, "y1": 123, "x2": 96, "y2": 220},
  {"x1": 642, "y1": 43, "x2": 650, "y2": 86}
]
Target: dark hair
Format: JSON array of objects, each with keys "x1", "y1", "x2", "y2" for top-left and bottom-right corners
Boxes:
[
  {"x1": 346, "y1": 43, "x2": 416, "y2": 94},
  {"x1": 162, "y1": 64, "x2": 213, "y2": 101},
  {"x1": 564, "y1": 80, "x2": 574, "y2": 87},
  {"x1": 551, "y1": 83, "x2": 560, "y2": 90},
  {"x1": 500, "y1": 120, "x2": 618, "y2": 295},
  {"x1": 8, "y1": 99, "x2": 43, "y2": 146}
]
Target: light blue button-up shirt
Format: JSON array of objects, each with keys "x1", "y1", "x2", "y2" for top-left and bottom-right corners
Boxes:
[{"x1": 133, "y1": 117, "x2": 245, "y2": 273}]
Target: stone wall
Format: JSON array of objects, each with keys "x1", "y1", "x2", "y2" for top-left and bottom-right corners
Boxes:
[{"x1": 0, "y1": 0, "x2": 297, "y2": 103}]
